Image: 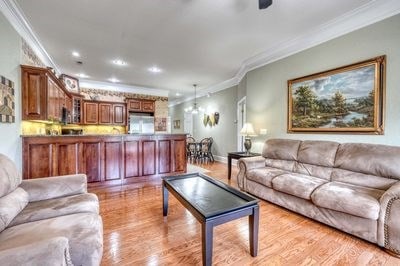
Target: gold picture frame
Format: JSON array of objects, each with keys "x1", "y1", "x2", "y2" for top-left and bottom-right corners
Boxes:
[
  {"x1": 288, "y1": 55, "x2": 385, "y2": 134},
  {"x1": 173, "y1": 120, "x2": 180, "y2": 129}
]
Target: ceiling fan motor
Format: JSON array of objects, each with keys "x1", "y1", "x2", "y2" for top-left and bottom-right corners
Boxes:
[{"x1": 259, "y1": 0, "x2": 273, "y2": 9}]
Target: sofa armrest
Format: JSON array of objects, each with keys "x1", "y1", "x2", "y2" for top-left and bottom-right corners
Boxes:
[
  {"x1": 20, "y1": 174, "x2": 87, "y2": 202},
  {"x1": 237, "y1": 156, "x2": 265, "y2": 190},
  {"x1": 0, "y1": 237, "x2": 73, "y2": 266},
  {"x1": 378, "y1": 181, "x2": 400, "y2": 255}
]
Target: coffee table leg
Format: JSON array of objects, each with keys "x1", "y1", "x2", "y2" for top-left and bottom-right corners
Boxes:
[
  {"x1": 162, "y1": 181, "x2": 169, "y2": 216},
  {"x1": 228, "y1": 155, "x2": 232, "y2": 180},
  {"x1": 202, "y1": 221, "x2": 213, "y2": 266},
  {"x1": 249, "y1": 205, "x2": 259, "y2": 257}
]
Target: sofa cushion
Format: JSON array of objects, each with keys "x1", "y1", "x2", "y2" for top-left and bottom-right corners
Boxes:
[
  {"x1": 265, "y1": 158, "x2": 296, "y2": 172},
  {"x1": 0, "y1": 236, "x2": 72, "y2": 266},
  {"x1": 311, "y1": 182, "x2": 385, "y2": 220},
  {"x1": 246, "y1": 167, "x2": 287, "y2": 188},
  {"x1": 9, "y1": 193, "x2": 99, "y2": 227},
  {"x1": 0, "y1": 212, "x2": 103, "y2": 266},
  {"x1": 331, "y1": 168, "x2": 398, "y2": 190},
  {"x1": 297, "y1": 140, "x2": 339, "y2": 167},
  {"x1": 0, "y1": 188, "x2": 28, "y2": 232},
  {"x1": 262, "y1": 139, "x2": 301, "y2": 161},
  {"x1": 294, "y1": 162, "x2": 333, "y2": 180},
  {"x1": 0, "y1": 154, "x2": 21, "y2": 198},
  {"x1": 272, "y1": 173, "x2": 327, "y2": 200},
  {"x1": 335, "y1": 143, "x2": 400, "y2": 180}
]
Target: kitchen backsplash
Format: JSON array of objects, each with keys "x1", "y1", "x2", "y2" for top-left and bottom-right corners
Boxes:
[{"x1": 22, "y1": 121, "x2": 126, "y2": 135}]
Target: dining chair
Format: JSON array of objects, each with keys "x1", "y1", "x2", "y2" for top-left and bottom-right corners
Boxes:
[
  {"x1": 186, "y1": 137, "x2": 197, "y2": 162},
  {"x1": 198, "y1": 137, "x2": 214, "y2": 163}
]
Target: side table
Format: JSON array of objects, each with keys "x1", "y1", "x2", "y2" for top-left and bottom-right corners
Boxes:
[{"x1": 227, "y1": 152, "x2": 261, "y2": 180}]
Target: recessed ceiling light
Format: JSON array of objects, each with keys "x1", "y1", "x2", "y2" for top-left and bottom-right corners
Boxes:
[
  {"x1": 175, "y1": 92, "x2": 181, "y2": 97},
  {"x1": 77, "y1": 73, "x2": 89, "y2": 78},
  {"x1": 72, "y1": 51, "x2": 80, "y2": 57},
  {"x1": 148, "y1": 66, "x2": 162, "y2": 73},
  {"x1": 112, "y1": 59, "x2": 127, "y2": 66},
  {"x1": 108, "y1": 78, "x2": 120, "y2": 83}
]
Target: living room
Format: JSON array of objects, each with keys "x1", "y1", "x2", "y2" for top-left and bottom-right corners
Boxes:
[{"x1": 1, "y1": 0, "x2": 400, "y2": 265}]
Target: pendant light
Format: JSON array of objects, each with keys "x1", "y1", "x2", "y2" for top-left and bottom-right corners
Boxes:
[{"x1": 185, "y1": 84, "x2": 204, "y2": 114}]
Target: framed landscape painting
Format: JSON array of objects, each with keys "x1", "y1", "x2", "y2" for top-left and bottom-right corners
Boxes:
[{"x1": 288, "y1": 55, "x2": 385, "y2": 134}]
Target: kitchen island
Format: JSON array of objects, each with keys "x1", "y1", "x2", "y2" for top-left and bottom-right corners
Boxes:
[{"x1": 22, "y1": 134, "x2": 187, "y2": 187}]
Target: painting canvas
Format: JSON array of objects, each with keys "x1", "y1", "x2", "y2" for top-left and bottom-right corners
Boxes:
[
  {"x1": 60, "y1": 74, "x2": 80, "y2": 93},
  {"x1": 0, "y1": 75, "x2": 15, "y2": 123},
  {"x1": 288, "y1": 56, "x2": 385, "y2": 134},
  {"x1": 155, "y1": 117, "x2": 167, "y2": 131},
  {"x1": 173, "y1": 120, "x2": 180, "y2": 129}
]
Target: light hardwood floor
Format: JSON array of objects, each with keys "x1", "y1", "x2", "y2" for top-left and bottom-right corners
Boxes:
[{"x1": 89, "y1": 162, "x2": 400, "y2": 266}]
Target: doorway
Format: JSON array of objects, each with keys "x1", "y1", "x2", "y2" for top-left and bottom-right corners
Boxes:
[
  {"x1": 237, "y1": 97, "x2": 246, "y2": 151},
  {"x1": 184, "y1": 112, "x2": 193, "y2": 136}
]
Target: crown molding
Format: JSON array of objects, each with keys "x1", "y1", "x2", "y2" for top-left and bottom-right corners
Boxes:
[
  {"x1": 171, "y1": 0, "x2": 400, "y2": 107},
  {"x1": 0, "y1": 0, "x2": 60, "y2": 73},
  {"x1": 2, "y1": 0, "x2": 400, "y2": 107},
  {"x1": 237, "y1": 0, "x2": 400, "y2": 79},
  {"x1": 80, "y1": 79, "x2": 169, "y2": 97},
  {"x1": 168, "y1": 76, "x2": 239, "y2": 107}
]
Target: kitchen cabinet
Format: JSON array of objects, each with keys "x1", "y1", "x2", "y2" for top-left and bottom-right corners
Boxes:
[
  {"x1": 99, "y1": 103, "x2": 112, "y2": 124},
  {"x1": 21, "y1": 65, "x2": 72, "y2": 121},
  {"x1": 141, "y1": 100, "x2": 155, "y2": 112},
  {"x1": 22, "y1": 134, "x2": 187, "y2": 186},
  {"x1": 126, "y1": 98, "x2": 155, "y2": 113},
  {"x1": 71, "y1": 93, "x2": 83, "y2": 124},
  {"x1": 83, "y1": 101, "x2": 99, "y2": 124},
  {"x1": 83, "y1": 101, "x2": 126, "y2": 125},
  {"x1": 113, "y1": 103, "x2": 126, "y2": 125}
]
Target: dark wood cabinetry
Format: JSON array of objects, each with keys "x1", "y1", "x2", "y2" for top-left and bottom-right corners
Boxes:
[
  {"x1": 99, "y1": 103, "x2": 112, "y2": 124},
  {"x1": 113, "y1": 104, "x2": 126, "y2": 125},
  {"x1": 22, "y1": 134, "x2": 187, "y2": 186},
  {"x1": 126, "y1": 98, "x2": 155, "y2": 113},
  {"x1": 141, "y1": 100, "x2": 155, "y2": 112},
  {"x1": 71, "y1": 93, "x2": 83, "y2": 124},
  {"x1": 21, "y1": 65, "x2": 72, "y2": 121},
  {"x1": 83, "y1": 101, "x2": 99, "y2": 124},
  {"x1": 83, "y1": 101, "x2": 126, "y2": 125}
]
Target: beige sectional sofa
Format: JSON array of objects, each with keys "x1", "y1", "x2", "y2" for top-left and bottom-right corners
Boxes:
[
  {"x1": 237, "y1": 139, "x2": 400, "y2": 256},
  {"x1": 0, "y1": 153, "x2": 103, "y2": 265}
]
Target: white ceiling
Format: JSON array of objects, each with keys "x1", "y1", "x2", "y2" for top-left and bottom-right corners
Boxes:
[{"x1": 7, "y1": 0, "x2": 400, "y2": 102}]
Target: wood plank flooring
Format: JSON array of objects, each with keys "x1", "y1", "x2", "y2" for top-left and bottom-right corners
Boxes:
[{"x1": 89, "y1": 162, "x2": 400, "y2": 266}]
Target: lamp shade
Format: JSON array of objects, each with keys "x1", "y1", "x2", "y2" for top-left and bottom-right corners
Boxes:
[{"x1": 240, "y1": 123, "x2": 257, "y2": 136}]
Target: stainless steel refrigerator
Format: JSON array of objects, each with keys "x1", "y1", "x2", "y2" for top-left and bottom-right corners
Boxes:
[{"x1": 128, "y1": 114, "x2": 155, "y2": 134}]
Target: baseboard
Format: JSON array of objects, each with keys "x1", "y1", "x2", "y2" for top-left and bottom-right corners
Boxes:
[
  {"x1": 213, "y1": 155, "x2": 227, "y2": 163},
  {"x1": 213, "y1": 155, "x2": 239, "y2": 166}
]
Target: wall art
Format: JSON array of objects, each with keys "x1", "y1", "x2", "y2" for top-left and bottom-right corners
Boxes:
[
  {"x1": 0, "y1": 75, "x2": 15, "y2": 123},
  {"x1": 155, "y1": 117, "x2": 167, "y2": 131},
  {"x1": 60, "y1": 74, "x2": 80, "y2": 93},
  {"x1": 173, "y1": 120, "x2": 180, "y2": 129},
  {"x1": 288, "y1": 55, "x2": 385, "y2": 134}
]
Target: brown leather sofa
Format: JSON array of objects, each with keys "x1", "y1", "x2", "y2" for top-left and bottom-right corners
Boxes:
[{"x1": 237, "y1": 139, "x2": 400, "y2": 256}]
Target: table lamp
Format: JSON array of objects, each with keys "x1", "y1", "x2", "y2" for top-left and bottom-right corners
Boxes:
[{"x1": 240, "y1": 123, "x2": 257, "y2": 155}]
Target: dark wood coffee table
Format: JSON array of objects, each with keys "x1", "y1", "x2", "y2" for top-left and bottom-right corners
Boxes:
[{"x1": 162, "y1": 173, "x2": 259, "y2": 266}]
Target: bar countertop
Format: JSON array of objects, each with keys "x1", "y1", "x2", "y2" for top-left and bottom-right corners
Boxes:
[{"x1": 21, "y1": 133, "x2": 188, "y2": 138}]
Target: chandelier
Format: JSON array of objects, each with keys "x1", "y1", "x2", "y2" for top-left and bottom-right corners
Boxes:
[{"x1": 184, "y1": 84, "x2": 204, "y2": 114}]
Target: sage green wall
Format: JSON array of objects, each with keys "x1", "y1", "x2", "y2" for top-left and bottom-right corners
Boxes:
[
  {"x1": 169, "y1": 85, "x2": 238, "y2": 158},
  {"x1": 246, "y1": 14, "x2": 400, "y2": 152},
  {"x1": 0, "y1": 13, "x2": 22, "y2": 170},
  {"x1": 237, "y1": 75, "x2": 247, "y2": 101},
  {"x1": 169, "y1": 102, "x2": 185, "y2": 134}
]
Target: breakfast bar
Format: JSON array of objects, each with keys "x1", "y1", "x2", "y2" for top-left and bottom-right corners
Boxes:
[{"x1": 22, "y1": 134, "x2": 187, "y2": 187}]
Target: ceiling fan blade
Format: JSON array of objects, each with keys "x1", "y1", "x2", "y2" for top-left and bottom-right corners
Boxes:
[{"x1": 259, "y1": 0, "x2": 273, "y2": 9}]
